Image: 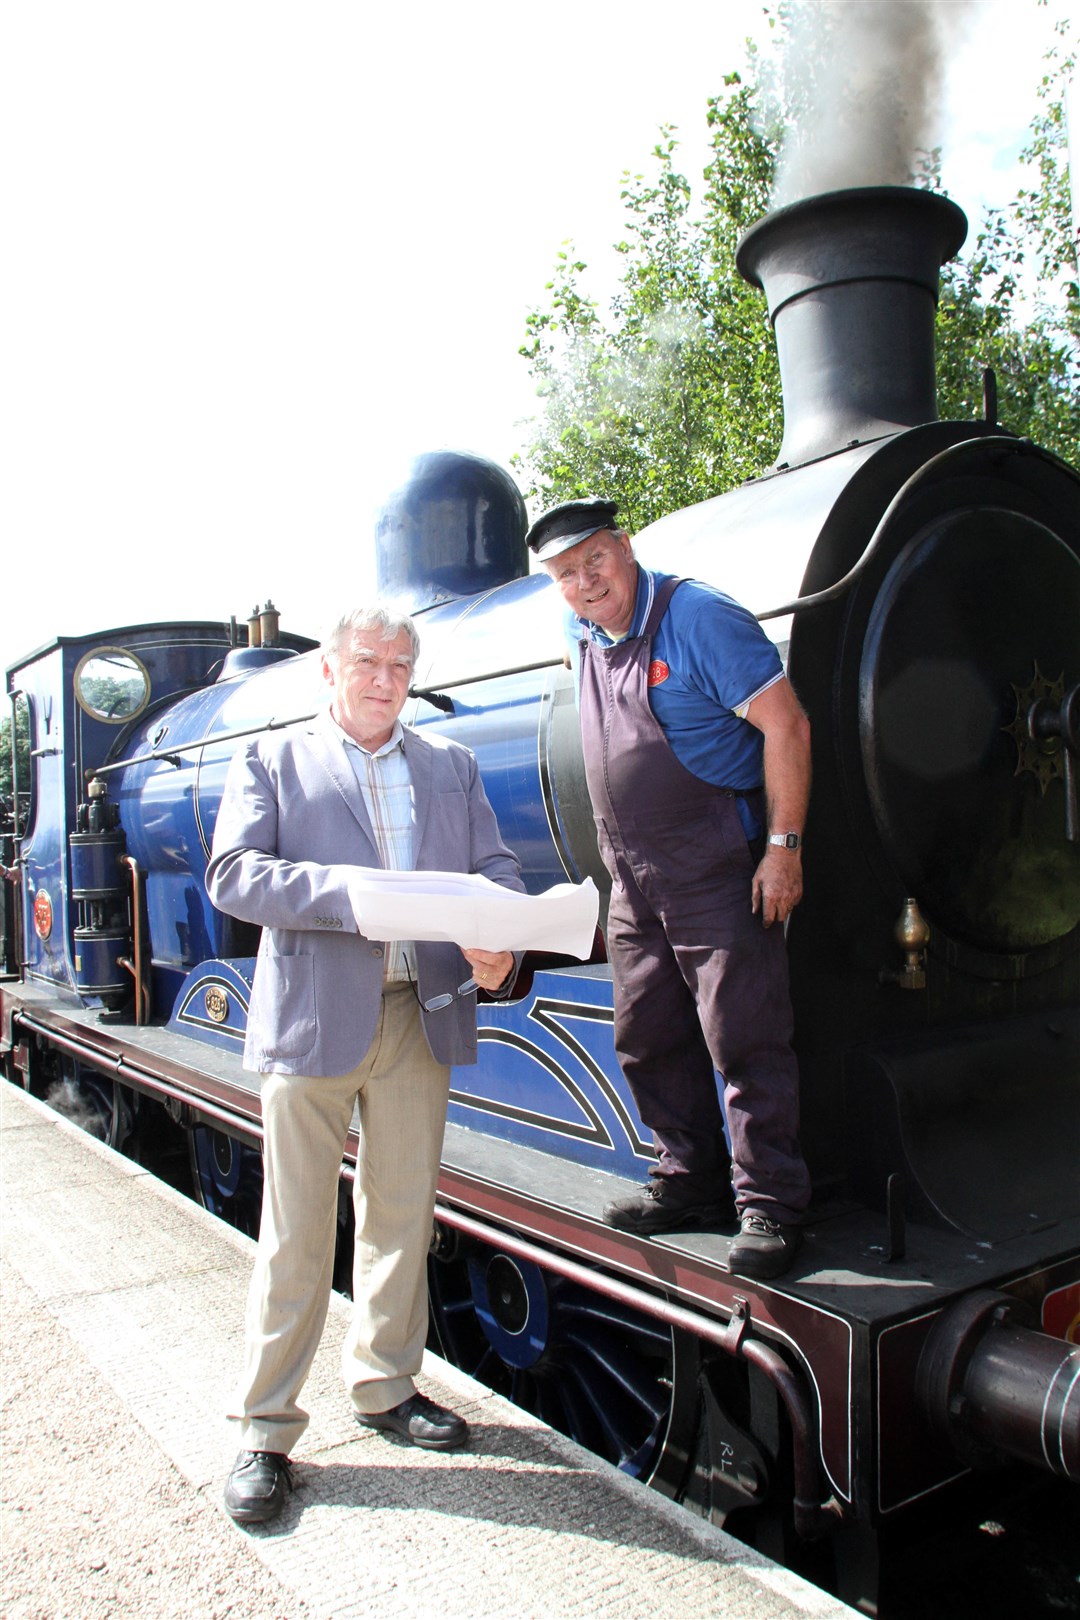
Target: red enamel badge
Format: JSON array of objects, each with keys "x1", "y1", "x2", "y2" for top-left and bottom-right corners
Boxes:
[
  {"x1": 33, "y1": 889, "x2": 53, "y2": 940},
  {"x1": 648, "y1": 660, "x2": 670, "y2": 687}
]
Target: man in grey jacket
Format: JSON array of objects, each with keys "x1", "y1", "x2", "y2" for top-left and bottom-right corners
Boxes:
[{"x1": 207, "y1": 604, "x2": 523, "y2": 1524}]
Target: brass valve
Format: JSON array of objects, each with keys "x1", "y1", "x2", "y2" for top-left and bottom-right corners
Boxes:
[{"x1": 879, "y1": 897, "x2": 930, "y2": 990}]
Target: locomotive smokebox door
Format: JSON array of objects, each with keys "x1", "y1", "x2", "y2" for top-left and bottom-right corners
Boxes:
[{"x1": 858, "y1": 505, "x2": 1080, "y2": 954}]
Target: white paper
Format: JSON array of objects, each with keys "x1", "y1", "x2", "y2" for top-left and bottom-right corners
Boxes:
[{"x1": 346, "y1": 870, "x2": 599, "y2": 958}]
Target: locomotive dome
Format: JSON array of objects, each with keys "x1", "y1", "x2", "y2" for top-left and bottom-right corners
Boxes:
[{"x1": 374, "y1": 449, "x2": 529, "y2": 615}]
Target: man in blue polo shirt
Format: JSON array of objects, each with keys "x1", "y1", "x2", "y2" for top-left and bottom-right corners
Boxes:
[{"x1": 530, "y1": 498, "x2": 812, "y2": 1279}]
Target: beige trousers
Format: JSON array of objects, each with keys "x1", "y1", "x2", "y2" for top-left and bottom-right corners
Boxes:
[{"x1": 232, "y1": 983, "x2": 451, "y2": 1454}]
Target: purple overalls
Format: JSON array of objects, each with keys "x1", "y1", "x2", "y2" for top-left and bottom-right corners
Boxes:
[{"x1": 579, "y1": 578, "x2": 810, "y2": 1224}]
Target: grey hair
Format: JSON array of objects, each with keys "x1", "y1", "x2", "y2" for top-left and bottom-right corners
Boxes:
[{"x1": 323, "y1": 606, "x2": 420, "y2": 669}]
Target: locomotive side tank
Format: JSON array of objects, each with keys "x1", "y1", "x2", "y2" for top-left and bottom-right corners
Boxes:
[{"x1": 3, "y1": 186, "x2": 1078, "y2": 1615}]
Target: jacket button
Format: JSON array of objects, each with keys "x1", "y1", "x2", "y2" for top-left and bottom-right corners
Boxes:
[{"x1": 371, "y1": 946, "x2": 384, "y2": 959}]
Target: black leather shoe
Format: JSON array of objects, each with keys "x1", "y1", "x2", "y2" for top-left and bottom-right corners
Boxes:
[
  {"x1": 355, "y1": 1392, "x2": 468, "y2": 1450},
  {"x1": 727, "y1": 1212, "x2": 803, "y2": 1279},
  {"x1": 223, "y1": 1450, "x2": 294, "y2": 1524},
  {"x1": 602, "y1": 1178, "x2": 735, "y2": 1237}
]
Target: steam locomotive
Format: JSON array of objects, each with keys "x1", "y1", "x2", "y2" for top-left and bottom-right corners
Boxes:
[{"x1": 3, "y1": 185, "x2": 1078, "y2": 1616}]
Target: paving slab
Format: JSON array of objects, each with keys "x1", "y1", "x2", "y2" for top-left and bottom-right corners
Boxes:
[{"x1": 1, "y1": 1080, "x2": 855, "y2": 1619}]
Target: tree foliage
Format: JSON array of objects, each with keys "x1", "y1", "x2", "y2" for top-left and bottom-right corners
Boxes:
[
  {"x1": 515, "y1": 9, "x2": 1079, "y2": 525},
  {"x1": 0, "y1": 697, "x2": 30, "y2": 806},
  {"x1": 935, "y1": 14, "x2": 1078, "y2": 445},
  {"x1": 515, "y1": 62, "x2": 782, "y2": 533}
]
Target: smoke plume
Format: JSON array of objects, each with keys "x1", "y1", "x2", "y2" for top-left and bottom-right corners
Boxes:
[{"x1": 772, "y1": 0, "x2": 978, "y2": 206}]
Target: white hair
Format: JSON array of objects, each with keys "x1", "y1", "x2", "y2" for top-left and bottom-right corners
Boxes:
[{"x1": 323, "y1": 606, "x2": 420, "y2": 669}]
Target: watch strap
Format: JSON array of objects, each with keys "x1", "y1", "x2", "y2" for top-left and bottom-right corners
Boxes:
[{"x1": 767, "y1": 832, "x2": 802, "y2": 851}]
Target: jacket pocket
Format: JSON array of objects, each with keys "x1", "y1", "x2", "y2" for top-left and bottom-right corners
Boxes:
[
  {"x1": 253, "y1": 951, "x2": 317, "y2": 1059},
  {"x1": 432, "y1": 787, "x2": 470, "y2": 848}
]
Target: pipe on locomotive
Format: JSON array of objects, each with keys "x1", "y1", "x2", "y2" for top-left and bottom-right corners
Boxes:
[
  {"x1": 116, "y1": 854, "x2": 149, "y2": 1026},
  {"x1": 424, "y1": 1202, "x2": 844, "y2": 1541}
]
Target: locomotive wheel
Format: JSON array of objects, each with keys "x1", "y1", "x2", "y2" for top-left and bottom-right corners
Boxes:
[
  {"x1": 187, "y1": 1125, "x2": 263, "y2": 1237},
  {"x1": 427, "y1": 1232, "x2": 699, "y2": 1488}
]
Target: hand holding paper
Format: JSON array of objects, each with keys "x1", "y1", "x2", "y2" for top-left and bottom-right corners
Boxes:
[{"x1": 345, "y1": 870, "x2": 599, "y2": 959}]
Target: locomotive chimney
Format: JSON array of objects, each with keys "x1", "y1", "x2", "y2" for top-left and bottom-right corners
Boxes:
[{"x1": 736, "y1": 185, "x2": 968, "y2": 469}]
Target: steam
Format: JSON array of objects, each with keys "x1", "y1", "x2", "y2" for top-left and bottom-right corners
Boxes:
[
  {"x1": 772, "y1": 0, "x2": 979, "y2": 207},
  {"x1": 46, "y1": 1077, "x2": 109, "y2": 1139}
]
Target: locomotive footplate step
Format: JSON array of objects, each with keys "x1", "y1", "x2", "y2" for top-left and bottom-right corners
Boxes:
[
  {"x1": 440, "y1": 1121, "x2": 1080, "y2": 1327},
  {"x1": 1, "y1": 1080, "x2": 854, "y2": 1620},
  {"x1": 3, "y1": 980, "x2": 260, "y2": 1105}
]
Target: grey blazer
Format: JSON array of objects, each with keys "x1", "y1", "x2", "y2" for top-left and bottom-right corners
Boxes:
[{"x1": 206, "y1": 710, "x2": 524, "y2": 1075}]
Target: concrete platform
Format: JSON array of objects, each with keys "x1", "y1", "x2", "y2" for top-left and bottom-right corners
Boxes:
[{"x1": 0, "y1": 1080, "x2": 854, "y2": 1619}]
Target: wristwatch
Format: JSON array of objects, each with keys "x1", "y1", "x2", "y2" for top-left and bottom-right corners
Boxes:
[{"x1": 767, "y1": 832, "x2": 802, "y2": 851}]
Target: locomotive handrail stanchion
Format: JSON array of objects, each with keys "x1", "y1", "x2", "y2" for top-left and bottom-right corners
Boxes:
[
  {"x1": 885, "y1": 1172, "x2": 907, "y2": 1263},
  {"x1": 427, "y1": 1198, "x2": 845, "y2": 1541},
  {"x1": 117, "y1": 854, "x2": 148, "y2": 1025}
]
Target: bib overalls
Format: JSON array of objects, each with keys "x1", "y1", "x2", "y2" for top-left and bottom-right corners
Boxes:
[{"x1": 579, "y1": 577, "x2": 810, "y2": 1224}]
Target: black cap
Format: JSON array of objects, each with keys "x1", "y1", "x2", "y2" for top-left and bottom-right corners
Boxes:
[{"x1": 525, "y1": 498, "x2": 619, "y2": 563}]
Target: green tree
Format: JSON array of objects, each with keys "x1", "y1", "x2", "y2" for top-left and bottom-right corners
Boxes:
[
  {"x1": 935, "y1": 16, "x2": 1078, "y2": 448},
  {"x1": 0, "y1": 697, "x2": 30, "y2": 807},
  {"x1": 515, "y1": 12, "x2": 1079, "y2": 520},
  {"x1": 516, "y1": 64, "x2": 782, "y2": 533}
]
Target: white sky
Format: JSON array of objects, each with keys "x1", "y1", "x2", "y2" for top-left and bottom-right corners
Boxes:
[{"x1": 1, "y1": 0, "x2": 1072, "y2": 677}]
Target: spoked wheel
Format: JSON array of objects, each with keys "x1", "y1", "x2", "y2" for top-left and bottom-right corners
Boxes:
[
  {"x1": 187, "y1": 1125, "x2": 263, "y2": 1236},
  {"x1": 428, "y1": 1231, "x2": 700, "y2": 1488}
]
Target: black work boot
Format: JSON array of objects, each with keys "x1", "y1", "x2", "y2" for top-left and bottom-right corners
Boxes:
[
  {"x1": 602, "y1": 1176, "x2": 735, "y2": 1237},
  {"x1": 726, "y1": 1211, "x2": 803, "y2": 1279}
]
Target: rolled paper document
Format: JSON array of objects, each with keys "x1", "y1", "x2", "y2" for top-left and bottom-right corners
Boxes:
[{"x1": 346, "y1": 870, "x2": 599, "y2": 959}]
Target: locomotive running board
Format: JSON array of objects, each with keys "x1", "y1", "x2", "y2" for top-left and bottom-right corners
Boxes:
[{"x1": 434, "y1": 1118, "x2": 1080, "y2": 1514}]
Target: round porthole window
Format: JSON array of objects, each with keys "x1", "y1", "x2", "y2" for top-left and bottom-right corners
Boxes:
[{"x1": 74, "y1": 648, "x2": 151, "y2": 724}]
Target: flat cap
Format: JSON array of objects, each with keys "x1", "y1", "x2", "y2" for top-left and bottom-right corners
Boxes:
[{"x1": 525, "y1": 498, "x2": 619, "y2": 563}]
